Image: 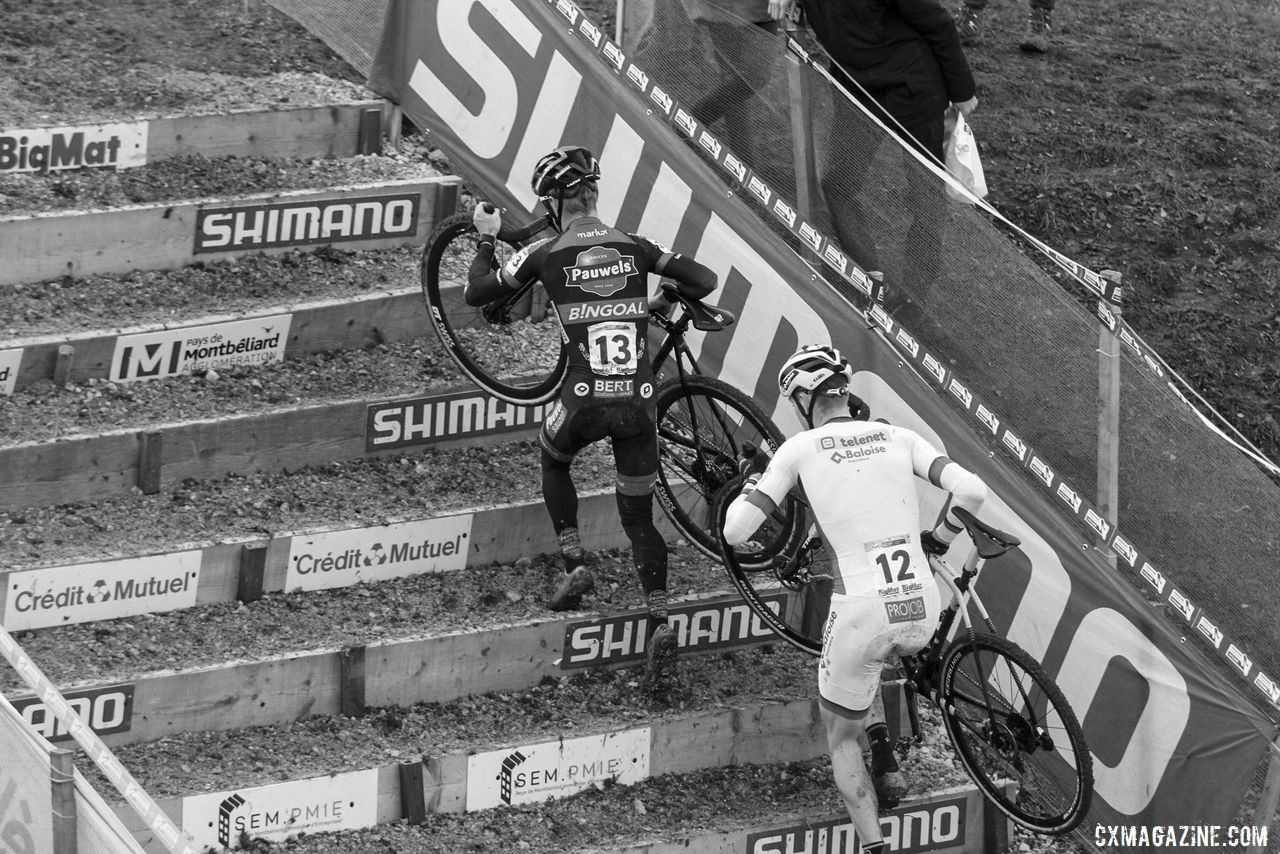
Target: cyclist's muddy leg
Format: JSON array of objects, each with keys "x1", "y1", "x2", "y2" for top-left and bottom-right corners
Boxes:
[{"x1": 821, "y1": 699, "x2": 885, "y2": 850}]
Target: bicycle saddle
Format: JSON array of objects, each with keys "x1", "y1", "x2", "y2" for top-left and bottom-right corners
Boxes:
[
  {"x1": 659, "y1": 280, "x2": 736, "y2": 332},
  {"x1": 951, "y1": 507, "x2": 1021, "y2": 559}
]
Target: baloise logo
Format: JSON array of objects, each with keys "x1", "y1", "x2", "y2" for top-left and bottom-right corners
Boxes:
[{"x1": 563, "y1": 247, "x2": 636, "y2": 297}]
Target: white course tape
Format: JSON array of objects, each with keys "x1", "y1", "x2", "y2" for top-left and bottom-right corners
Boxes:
[{"x1": 0, "y1": 623, "x2": 197, "y2": 854}]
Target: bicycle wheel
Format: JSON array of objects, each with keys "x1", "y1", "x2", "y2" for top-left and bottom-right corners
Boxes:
[
  {"x1": 939, "y1": 632, "x2": 1093, "y2": 835},
  {"x1": 421, "y1": 212, "x2": 567, "y2": 404},
  {"x1": 717, "y1": 513, "x2": 832, "y2": 656},
  {"x1": 654, "y1": 375, "x2": 803, "y2": 565}
]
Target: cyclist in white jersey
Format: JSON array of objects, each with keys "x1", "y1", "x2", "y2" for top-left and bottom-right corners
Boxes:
[{"x1": 722, "y1": 344, "x2": 986, "y2": 853}]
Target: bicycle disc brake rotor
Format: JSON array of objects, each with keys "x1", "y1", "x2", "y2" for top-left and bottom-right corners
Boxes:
[
  {"x1": 692, "y1": 452, "x2": 736, "y2": 492},
  {"x1": 1003, "y1": 712, "x2": 1054, "y2": 752},
  {"x1": 481, "y1": 300, "x2": 513, "y2": 326},
  {"x1": 772, "y1": 554, "x2": 811, "y2": 590}
]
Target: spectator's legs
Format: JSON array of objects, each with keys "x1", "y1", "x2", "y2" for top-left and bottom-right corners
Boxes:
[
  {"x1": 819, "y1": 67, "x2": 885, "y2": 273},
  {"x1": 893, "y1": 113, "x2": 947, "y2": 313},
  {"x1": 955, "y1": 0, "x2": 986, "y2": 44},
  {"x1": 1022, "y1": 0, "x2": 1054, "y2": 51},
  {"x1": 693, "y1": 19, "x2": 781, "y2": 161}
]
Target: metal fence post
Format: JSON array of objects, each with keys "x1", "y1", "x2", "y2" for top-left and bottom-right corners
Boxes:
[
  {"x1": 52, "y1": 748, "x2": 78, "y2": 854},
  {"x1": 1096, "y1": 270, "x2": 1123, "y2": 564}
]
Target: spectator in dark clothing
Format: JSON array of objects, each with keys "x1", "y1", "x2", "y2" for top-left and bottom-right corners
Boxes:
[
  {"x1": 789, "y1": 0, "x2": 978, "y2": 319},
  {"x1": 688, "y1": 0, "x2": 784, "y2": 162}
]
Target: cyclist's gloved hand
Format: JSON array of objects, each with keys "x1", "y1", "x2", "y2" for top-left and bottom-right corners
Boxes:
[
  {"x1": 848, "y1": 393, "x2": 871, "y2": 421},
  {"x1": 473, "y1": 202, "x2": 501, "y2": 237},
  {"x1": 739, "y1": 442, "x2": 771, "y2": 480},
  {"x1": 920, "y1": 530, "x2": 950, "y2": 556},
  {"x1": 649, "y1": 280, "x2": 678, "y2": 315}
]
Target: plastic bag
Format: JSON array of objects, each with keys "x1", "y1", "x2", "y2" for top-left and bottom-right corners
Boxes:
[{"x1": 945, "y1": 109, "x2": 988, "y2": 203}]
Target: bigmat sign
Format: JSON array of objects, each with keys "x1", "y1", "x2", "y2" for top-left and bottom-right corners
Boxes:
[{"x1": 369, "y1": 0, "x2": 1276, "y2": 831}]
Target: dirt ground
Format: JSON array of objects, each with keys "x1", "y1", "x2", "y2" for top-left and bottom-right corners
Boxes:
[{"x1": 2, "y1": 0, "x2": 1278, "y2": 851}]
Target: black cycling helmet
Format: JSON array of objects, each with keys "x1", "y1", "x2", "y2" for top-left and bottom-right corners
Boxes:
[{"x1": 531, "y1": 145, "x2": 600, "y2": 198}]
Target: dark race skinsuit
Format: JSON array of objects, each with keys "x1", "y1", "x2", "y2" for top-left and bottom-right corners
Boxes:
[{"x1": 468, "y1": 215, "x2": 716, "y2": 614}]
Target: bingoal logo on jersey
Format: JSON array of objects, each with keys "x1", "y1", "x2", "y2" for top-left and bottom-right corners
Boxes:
[{"x1": 563, "y1": 246, "x2": 637, "y2": 297}]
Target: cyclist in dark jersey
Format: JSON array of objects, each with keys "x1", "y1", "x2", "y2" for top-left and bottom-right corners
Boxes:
[{"x1": 466, "y1": 145, "x2": 718, "y2": 689}]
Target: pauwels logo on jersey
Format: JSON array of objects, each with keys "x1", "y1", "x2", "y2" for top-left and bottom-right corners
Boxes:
[{"x1": 564, "y1": 246, "x2": 637, "y2": 297}]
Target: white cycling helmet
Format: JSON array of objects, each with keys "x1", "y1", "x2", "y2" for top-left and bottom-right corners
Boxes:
[
  {"x1": 778, "y1": 345, "x2": 854, "y2": 427},
  {"x1": 778, "y1": 345, "x2": 853, "y2": 399}
]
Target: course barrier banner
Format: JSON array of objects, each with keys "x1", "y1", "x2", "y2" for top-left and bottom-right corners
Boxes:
[
  {"x1": 0, "y1": 347, "x2": 19, "y2": 396},
  {"x1": 284, "y1": 514, "x2": 473, "y2": 592},
  {"x1": 10, "y1": 682, "x2": 135, "y2": 743},
  {"x1": 111, "y1": 314, "x2": 292, "y2": 383},
  {"x1": 369, "y1": 0, "x2": 1276, "y2": 829},
  {"x1": 181, "y1": 769, "x2": 378, "y2": 850},
  {"x1": 0, "y1": 624, "x2": 197, "y2": 854},
  {"x1": 747, "y1": 787, "x2": 991, "y2": 854},
  {"x1": 0, "y1": 695, "x2": 55, "y2": 854},
  {"x1": 465, "y1": 727, "x2": 651, "y2": 810},
  {"x1": 193, "y1": 192, "x2": 419, "y2": 254},
  {"x1": 3, "y1": 551, "x2": 201, "y2": 631},
  {"x1": 558, "y1": 592, "x2": 780, "y2": 669},
  {"x1": 0, "y1": 121, "x2": 148, "y2": 174},
  {"x1": 365, "y1": 387, "x2": 552, "y2": 450}
]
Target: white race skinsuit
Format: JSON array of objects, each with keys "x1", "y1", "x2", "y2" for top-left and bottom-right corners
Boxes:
[{"x1": 724, "y1": 418, "x2": 986, "y2": 712}]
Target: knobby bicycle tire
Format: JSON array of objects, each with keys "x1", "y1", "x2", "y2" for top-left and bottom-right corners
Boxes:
[
  {"x1": 654, "y1": 375, "x2": 800, "y2": 565},
  {"x1": 421, "y1": 212, "x2": 567, "y2": 405},
  {"x1": 716, "y1": 510, "x2": 831, "y2": 656},
  {"x1": 939, "y1": 632, "x2": 1093, "y2": 835}
]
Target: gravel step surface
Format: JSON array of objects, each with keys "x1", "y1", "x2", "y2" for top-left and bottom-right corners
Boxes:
[
  {"x1": 2, "y1": 542, "x2": 720, "y2": 693},
  {"x1": 260, "y1": 760, "x2": 847, "y2": 854},
  {"x1": 0, "y1": 243, "x2": 427, "y2": 341},
  {"x1": 93, "y1": 644, "x2": 827, "y2": 798},
  {"x1": 0, "y1": 334, "x2": 453, "y2": 446},
  {"x1": 0, "y1": 143, "x2": 441, "y2": 219},
  {"x1": 0, "y1": 434, "x2": 618, "y2": 571}
]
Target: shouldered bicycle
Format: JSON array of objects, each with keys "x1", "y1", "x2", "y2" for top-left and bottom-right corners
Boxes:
[
  {"x1": 715, "y1": 493, "x2": 1094, "y2": 836},
  {"x1": 420, "y1": 208, "x2": 806, "y2": 566}
]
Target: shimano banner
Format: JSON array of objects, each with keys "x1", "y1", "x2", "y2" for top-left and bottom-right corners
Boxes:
[{"x1": 369, "y1": 0, "x2": 1275, "y2": 831}]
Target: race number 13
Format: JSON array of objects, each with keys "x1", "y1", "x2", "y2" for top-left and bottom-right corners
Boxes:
[{"x1": 588, "y1": 321, "x2": 638, "y2": 375}]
